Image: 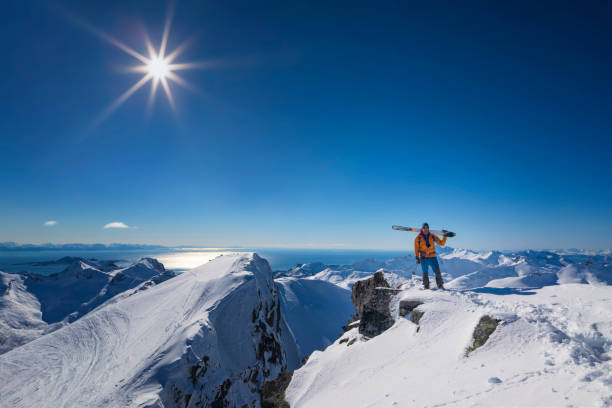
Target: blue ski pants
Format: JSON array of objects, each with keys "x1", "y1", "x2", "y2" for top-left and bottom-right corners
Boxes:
[{"x1": 420, "y1": 257, "x2": 443, "y2": 288}]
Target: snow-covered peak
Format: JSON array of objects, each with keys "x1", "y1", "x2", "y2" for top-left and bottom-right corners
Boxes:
[
  {"x1": 440, "y1": 248, "x2": 508, "y2": 265},
  {"x1": 275, "y1": 262, "x2": 328, "y2": 278},
  {"x1": 59, "y1": 259, "x2": 108, "y2": 278},
  {"x1": 115, "y1": 257, "x2": 165, "y2": 280},
  {"x1": 0, "y1": 253, "x2": 299, "y2": 407}
]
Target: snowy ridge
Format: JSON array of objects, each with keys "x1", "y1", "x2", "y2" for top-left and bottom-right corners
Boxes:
[
  {"x1": 286, "y1": 280, "x2": 612, "y2": 407},
  {"x1": 0, "y1": 257, "x2": 174, "y2": 354},
  {"x1": 0, "y1": 253, "x2": 299, "y2": 407}
]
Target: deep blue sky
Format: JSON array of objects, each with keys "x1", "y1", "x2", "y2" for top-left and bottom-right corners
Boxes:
[{"x1": 1, "y1": 0, "x2": 611, "y2": 250}]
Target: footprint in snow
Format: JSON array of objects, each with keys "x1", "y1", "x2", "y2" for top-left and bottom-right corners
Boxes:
[
  {"x1": 488, "y1": 377, "x2": 502, "y2": 384},
  {"x1": 581, "y1": 370, "x2": 604, "y2": 382}
]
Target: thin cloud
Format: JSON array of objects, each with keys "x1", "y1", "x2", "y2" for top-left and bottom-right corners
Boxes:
[
  {"x1": 44, "y1": 220, "x2": 57, "y2": 227},
  {"x1": 103, "y1": 222, "x2": 131, "y2": 229}
]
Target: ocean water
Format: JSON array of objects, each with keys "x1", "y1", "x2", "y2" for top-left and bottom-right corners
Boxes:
[{"x1": 0, "y1": 248, "x2": 408, "y2": 275}]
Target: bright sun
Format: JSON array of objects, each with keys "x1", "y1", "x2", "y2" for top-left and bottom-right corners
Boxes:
[
  {"x1": 80, "y1": 3, "x2": 204, "y2": 125},
  {"x1": 147, "y1": 56, "x2": 169, "y2": 80}
]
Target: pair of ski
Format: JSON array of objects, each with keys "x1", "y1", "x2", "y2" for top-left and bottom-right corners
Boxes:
[
  {"x1": 392, "y1": 224, "x2": 455, "y2": 291},
  {"x1": 392, "y1": 225, "x2": 456, "y2": 237}
]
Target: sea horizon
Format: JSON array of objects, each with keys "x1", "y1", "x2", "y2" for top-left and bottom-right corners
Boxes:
[{"x1": 0, "y1": 247, "x2": 412, "y2": 275}]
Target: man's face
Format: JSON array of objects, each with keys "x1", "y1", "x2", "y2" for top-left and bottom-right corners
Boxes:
[{"x1": 422, "y1": 226, "x2": 429, "y2": 234}]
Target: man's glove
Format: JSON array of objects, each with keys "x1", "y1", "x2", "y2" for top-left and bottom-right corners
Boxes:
[
  {"x1": 416, "y1": 257, "x2": 421, "y2": 264},
  {"x1": 441, "y1": 229, "x2": 456, "y2": 238}
]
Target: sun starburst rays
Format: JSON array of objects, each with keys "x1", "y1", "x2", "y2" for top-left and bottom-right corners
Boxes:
[
  {"x1": 81, "y1": 3, "x2": 201, "y2": 126},
  {"x1": 105, "y1": 36, "x2": 190, "y2": 118}
]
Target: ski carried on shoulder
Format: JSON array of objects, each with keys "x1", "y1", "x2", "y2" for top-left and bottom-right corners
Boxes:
[{"x1": 392, "y1": 225, "x2": 456, "y2": 237}]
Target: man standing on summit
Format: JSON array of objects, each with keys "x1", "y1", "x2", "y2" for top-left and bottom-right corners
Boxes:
[{"x1": 415, "y1": 223, "x2": 447, "y2": 289}]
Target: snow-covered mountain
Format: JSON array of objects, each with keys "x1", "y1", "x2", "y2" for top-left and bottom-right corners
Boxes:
[
  {"x1": 270, "y1": 248, "x2": 611, "y2": 407},
  {"x1": 1, "y1": 248, "x2": 610, "y2": 407},
  {"x1": 0, "y1": 253, "x2": 300, "y2": 407},
  {"x1": 0, "y1": 257, "x2": 174, "y2": 354},
  {"x1": 286, "y1": 280, "x2": 612, "y2": 407},
  {"x1": 275, "y1": 248, "x2": 611, "y2": 292},
  {"x1": 442, "y1": 248, "x2": 612, "y2": 290}
]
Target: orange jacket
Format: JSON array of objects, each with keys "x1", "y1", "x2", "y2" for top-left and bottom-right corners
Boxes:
[{"x1": 414, "y1": 232, "x2": 446, "y2": 258}]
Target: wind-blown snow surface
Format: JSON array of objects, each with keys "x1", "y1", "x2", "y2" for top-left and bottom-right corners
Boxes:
[
  {"x1": 0, "y1": 271, "x2": 53, "y2": 353},
  {"x1": 286, "y1": 282, "x2": 612, "y2": 407},
  {"x1": 0, "y1": 253, "x2": 299, "y2": 407},
  {"x1": 0, "y1": 257, "x2": 174, "y2": 354}
]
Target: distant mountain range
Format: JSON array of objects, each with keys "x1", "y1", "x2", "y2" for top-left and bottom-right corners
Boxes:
[{"x1": 0, "y1": 242, "x2": 170, "y2": 251}]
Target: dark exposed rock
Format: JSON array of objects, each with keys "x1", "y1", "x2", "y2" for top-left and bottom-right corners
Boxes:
[
  {"x1": 466, "y1": 315, "x2": 501, "y2": 355},
  {"x1": 211, "y1": 379, "x2": 232, "y2": 408},
  {"x1": 347, "y1": 338, "x2": 357, "y2": 347},
  {"x1": 171, "y1": 385, "x2": 191, "y2": 408},
  {"x1": 351, "y1": 271, "x2": 395, "y2": 338},
  {"x1": 399, "y1": 300, "x2": 425, "y2": 325},
  {"x1": 352, "y1": 271, "x2": 389, "y2": 316},
  {"x1": 261, "y1": 371, "x2": 293, "y2": 408},
  {"x1": 341, "y1": 314, "x2": 359, "y2": 332},
  {"x1": 189, "y1": 355, "x2": 210, "y2": 386},
  {"x1": 360, "y1": 307, "x2": 394, "y2": 338},
  {"x1": 255, "y1": 304, "x2": 284, "y2": 365},
  {"x1": 109, "y1": 273, "x2": 127, "y2": 284},
  {"x1": 399, "y1": 300, "x2": 423, "y2": 317},
  {"x1": 410, "y1": 310, "x2": 424, "y2": 325}
]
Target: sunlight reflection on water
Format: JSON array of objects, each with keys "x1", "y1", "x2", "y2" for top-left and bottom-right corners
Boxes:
[{"x1": 152, "y1": 251, "x2": 240, "y2": 271}]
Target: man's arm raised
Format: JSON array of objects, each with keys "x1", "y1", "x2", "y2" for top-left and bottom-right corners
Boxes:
[{"x1": 434, "y1": 234, "x2": 447, "y2": 247}]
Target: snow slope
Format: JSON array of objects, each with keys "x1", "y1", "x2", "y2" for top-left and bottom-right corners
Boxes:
[
  {"x1": 0, "y1": 253, "x2": 300, "y2": 408},
  {"x1": 286, "y1": 281, "x2": 612, "y2": 407},
  {"x1": 0, "y1": 257, "x2": 174, "y2": 354},
  {"x1": 276, "y1": 277, "x2": 355, "y2": 357}
]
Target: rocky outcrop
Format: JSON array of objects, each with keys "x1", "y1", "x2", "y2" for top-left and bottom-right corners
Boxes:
[
  {"x1": 466, "y1": 315, "x2": 501, "y2": 355},
  {"x1": 399, "y1": 300, "x2": 422, "y2": 317},
  {"x1": 261, "y1": 371, "x2": 293, "y2": 408},
  {"x1": 351, "y1": 270, "x2": 395, "y2": 338},
  {"x1": 342, "y1": 318, "x2": 359, "y2": 333},
  {"x1": 399, "y1": 300, "x2": 424, "y2": 325}
]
